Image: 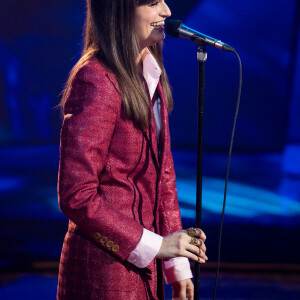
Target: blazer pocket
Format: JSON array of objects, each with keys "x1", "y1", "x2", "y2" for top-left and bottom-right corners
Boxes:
[{"x1": 86, "y1": 242, "x2": 141, "y2": 291}]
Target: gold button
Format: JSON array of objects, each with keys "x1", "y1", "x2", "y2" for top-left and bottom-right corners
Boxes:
[
  {"x1": 112, "y1": 245, "x2": 119, "y2": 252},
  {"x1": 94, "y1": 232, "x2": 101, "y2": 240},
  {"x1": 106, "y1": 241, "x2": 114, "y2": 248},
  {"x1": 100, "y1": 236, "x2": 108, "y2": 244}
]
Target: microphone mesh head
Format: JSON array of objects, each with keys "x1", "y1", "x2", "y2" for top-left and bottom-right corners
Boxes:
[{"x1": 165, "y1": 20, "x2": 182, "y2": 37}]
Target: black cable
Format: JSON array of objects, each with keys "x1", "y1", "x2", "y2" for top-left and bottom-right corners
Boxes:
[{"x1": 212, "y1": 49, "x2": 242, "y2": 300}]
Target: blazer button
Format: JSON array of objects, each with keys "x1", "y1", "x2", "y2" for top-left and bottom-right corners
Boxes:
[
  {"x1": 106, "y1": 241, "x2": 114, "y2": 248},
  {"x1": 94, "y1": 232, "x2": 101, "y2": 240},
  {"x1": 100, "y1": 236, "x2": 108, "y2": 244},
  {"x1": 112, "y1": 245, "x2": 119, "y2": 252}
]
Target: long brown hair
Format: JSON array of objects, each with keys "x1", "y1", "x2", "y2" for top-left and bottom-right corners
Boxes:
[{"x1": 60, "y1": 0, "x2": 173, "y2": 128}]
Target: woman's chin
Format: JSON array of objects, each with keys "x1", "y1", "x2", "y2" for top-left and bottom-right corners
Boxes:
[{"x1": 149, "y1": 33, "x2": 166, "y2": 47}]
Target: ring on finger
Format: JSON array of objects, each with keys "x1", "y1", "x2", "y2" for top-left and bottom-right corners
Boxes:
[
  {"x1": 190, "y1": 237, "x2": 198, "y2": 246},
  {"x1": 187, "y1": 227, "x2": 197, "y2": 237}
]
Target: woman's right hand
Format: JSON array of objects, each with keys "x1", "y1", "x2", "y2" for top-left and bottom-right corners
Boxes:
[{"x1": 156, "y1": 228, "x2": 208, "y2": 263}]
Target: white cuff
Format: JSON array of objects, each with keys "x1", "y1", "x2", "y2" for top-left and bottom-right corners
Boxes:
[
  {"x1": 163, "y1": 257, "x2": 193, "y2": 284},
  {"x1": 127, "y1": 228, "x2": 163, "y2": 268}
]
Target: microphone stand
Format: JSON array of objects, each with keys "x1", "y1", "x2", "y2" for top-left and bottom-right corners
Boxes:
[{"x1": 194, "y1": 45, "x2": 207, "y2": 300}]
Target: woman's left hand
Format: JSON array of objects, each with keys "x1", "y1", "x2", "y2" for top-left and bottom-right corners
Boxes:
[{"x1": 171, "y1": 278, "x2": 194, "y2": 300}]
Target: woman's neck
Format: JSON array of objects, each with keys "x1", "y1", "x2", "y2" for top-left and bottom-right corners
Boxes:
[{"x1": 136, "y1": 48, "x2": 148, "y2": 72}]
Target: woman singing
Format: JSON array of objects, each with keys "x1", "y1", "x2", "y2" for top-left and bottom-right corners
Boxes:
[{"x1": 57, "y1": 0, "x2": 207, "y2": 299}]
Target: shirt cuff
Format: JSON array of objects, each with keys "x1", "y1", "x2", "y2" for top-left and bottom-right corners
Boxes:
[
  {"x1": 163, "y1": 257, "x2": 193, "y2": 284},
  {"x1": 127, "y1": 228, "x2": 163, "y2": 268}
]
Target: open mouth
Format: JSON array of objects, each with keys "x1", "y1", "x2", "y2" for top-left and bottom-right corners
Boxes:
[{"x1": 150, "y1": 21, "x2": 165, "y2": 30}]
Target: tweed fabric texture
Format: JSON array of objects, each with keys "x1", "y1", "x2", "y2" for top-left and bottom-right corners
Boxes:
[{"x1": 57, "y1": 58, "x2": 182, "y2": 299}]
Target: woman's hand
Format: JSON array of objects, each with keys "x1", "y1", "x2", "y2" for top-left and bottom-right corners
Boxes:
[
  {"x1": 156, "y1": 228, "x2": 208, "y2": 263},
  {"x1": 171, "y1": 278, "x2": 194, "y2": 300}
]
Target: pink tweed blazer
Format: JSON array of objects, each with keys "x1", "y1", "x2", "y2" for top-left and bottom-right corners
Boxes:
[{"x1": 57, "y1": 58, "x2": 182, "y2": 299}]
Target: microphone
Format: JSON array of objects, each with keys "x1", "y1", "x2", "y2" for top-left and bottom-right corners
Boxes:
[{"x1": 165, "y1": 20, "x2": 234, "y2": 52}]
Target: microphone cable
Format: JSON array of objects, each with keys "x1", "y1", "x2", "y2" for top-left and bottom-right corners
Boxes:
[{"x1": 213, "y1": 49, "x2": 242, "y2": 300}]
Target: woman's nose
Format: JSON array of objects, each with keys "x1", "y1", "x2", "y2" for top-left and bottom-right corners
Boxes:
[{"x1": 161, "y1": 2, "x2": 171, "y2": 18}]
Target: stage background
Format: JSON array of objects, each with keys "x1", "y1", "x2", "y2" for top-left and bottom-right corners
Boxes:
[
  {"x1": 0, "y1": 2, "x2": 300, "y2": 297},
  {"x1": 0, "y1": 0, "x2": 299, "y2": 151}
]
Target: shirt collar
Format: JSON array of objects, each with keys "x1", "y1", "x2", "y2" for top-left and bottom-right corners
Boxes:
[{"x1": 142, "y1": 48, "x2": 162, "y2": 100}]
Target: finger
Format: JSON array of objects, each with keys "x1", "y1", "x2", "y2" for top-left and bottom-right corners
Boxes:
[
  {"x1": 182, "y1": 250, "x2": 206, "y2": 263},
  {"x1": 179, "y1": 287, "x2": 186, "y2": 300},
  {"x1": 186, "y1": 288, "x2": 194, "y2": 300},
  {"x1": 188, "y1": 236, "x2": 207, "y2": 253},
  {"x1": 198, "y1": 239, "x2": 207, "y2": 253},
  {"x1": 186, "y1": 281, "x2": 194, "y2": 300},
  {"x1": 172, "y1": 282, "x2": 187, "y2": 300},
  {"x1": 186, "y1": 236, "x2": 207, "y2": 254},
  {"x1": 186, "y1": 244, "x2": 208, "y2": 260},
  {"x1": 185, "y1": 228, "x2": 206, "y2": 241},
  {"x1": 195, "y1": 228, "x2": 206, "y2": 241}
]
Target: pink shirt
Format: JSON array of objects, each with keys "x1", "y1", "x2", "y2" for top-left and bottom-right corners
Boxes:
[{"x1": 127, "y1": 49, "x2": 193, "y2": 284}]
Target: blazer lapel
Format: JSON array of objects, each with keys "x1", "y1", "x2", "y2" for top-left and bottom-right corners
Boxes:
[
  {"x1": 156, "y1": 82, "x2": 168, "y2": 177},
  {"x1": 143, "y1": 81, "x2": 169, "y2": 175},
  {"x1": 107, "y1": 71, "x2": 162, "y2": 171},
  {"x1": 139, "y1": 74, "x2": 160, "y2": 171},
  {"x1": 142, "y1": 106, "x2": 160, "y2": 172}
]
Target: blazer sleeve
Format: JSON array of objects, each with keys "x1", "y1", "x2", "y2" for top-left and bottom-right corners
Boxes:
[
  {"x1": 58, "y1": 61, "x2": 144, "y2": 261},
  {"x1": 158, "y1": 117, "x2": 193, "y2": 282},
  {"x1": 158, "y1": 120, "x2": 183, "y2": 237}
]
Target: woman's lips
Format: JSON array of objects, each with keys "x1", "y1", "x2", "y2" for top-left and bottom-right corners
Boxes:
[{"x1": 154, "y1": 25, "x2": 165, "y2": 32}]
